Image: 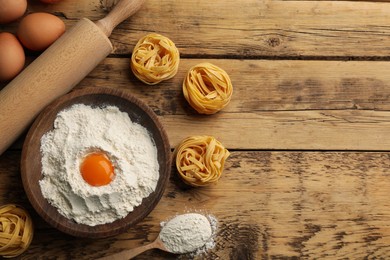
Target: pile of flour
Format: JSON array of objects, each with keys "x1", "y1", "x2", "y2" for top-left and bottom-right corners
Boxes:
[
  {"x1": 159, "y1": 213, "x2": 217, "y2": 254},
  {"x1": 39, "y1": 104, "x2": 159, "y2": 226}
]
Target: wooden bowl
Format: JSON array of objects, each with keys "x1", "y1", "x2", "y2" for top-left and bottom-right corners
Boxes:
[{"x1": 21, "y1": 87, "x2": 171, "y2": 238}]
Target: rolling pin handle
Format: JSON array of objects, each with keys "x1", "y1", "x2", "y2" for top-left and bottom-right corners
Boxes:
[{"x1": 96, "y1": 0, "x2": 146, "y2": 37}]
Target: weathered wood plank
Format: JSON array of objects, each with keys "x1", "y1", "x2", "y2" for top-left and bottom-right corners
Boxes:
[
  {"x1": 18, "y1": 0, "x2": 390, "y2": 57},
  {"x1": 80, "y1": 58, "x2": 390, "y2": 112},
  {"x1": 4, "y1": 57, "x2": 390, "y2": 151},
  {"x1": 160, "y1": 110, "x2": 390, "y2": 150},
  {"x1": 79, "y1": 58, "x2": 390, "y2": 150},
  {"x1": 4, "y1": 59, "x2": 390, "y2": 151},
  {"x1": 2, "y1": 151, "x2": 390, "y2": 259}
]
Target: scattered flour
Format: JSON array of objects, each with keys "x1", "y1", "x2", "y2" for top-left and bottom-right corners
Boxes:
[
  {"x1": 39, "y1": 104, "x2": 159, "y2": 226},
  {"x1": 187, "y1": 214, "x2": 218, "y2": 258},
  {"x1": 159, "y1": 213, "x2": 217, "y2": 255}
]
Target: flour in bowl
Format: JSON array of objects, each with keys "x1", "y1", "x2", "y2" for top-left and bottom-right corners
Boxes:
[{"x1": 39, "y1": 104, "x2": 159, "y2": 226}]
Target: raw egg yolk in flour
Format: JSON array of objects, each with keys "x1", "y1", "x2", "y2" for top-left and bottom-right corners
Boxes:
[{"x1": 80, "y1": 153, "x2": 114, "y2": 186}]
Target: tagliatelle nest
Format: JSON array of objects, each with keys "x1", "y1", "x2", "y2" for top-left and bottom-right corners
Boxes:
[
  {"x1": 131, "y1": 33, "x2": 180, "y2": 85},
  {"x1": 0, "y1": 204, "x2": 34, "y2": 258},
  {"x1": 174, "y1": 136, "x2": 230, "y2": 187},
  {"x1": 183, "y1": 63, "x2": 233, "y2": 114}
]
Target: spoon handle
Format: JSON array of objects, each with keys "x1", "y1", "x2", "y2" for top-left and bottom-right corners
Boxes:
[
  {"x1": 96, "y1": 0, "x2": 146, "y2": 37},
  {"x1": 96, "y1": 239, "x2": 161, "y2": 260}
]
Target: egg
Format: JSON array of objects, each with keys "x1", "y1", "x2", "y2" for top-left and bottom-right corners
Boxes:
[
  {"x1": 0, "y1": 0, "x2": 27, "y2": 24},
  {"x1": 80, "y1": 152, "x2": 115, "y2": 187},
  {"x1": 0, "y1": 32, "x2": 25, "y2": 82},
  {"x1": 17, "y1": 13, "x2": 65, "y2": 51}
]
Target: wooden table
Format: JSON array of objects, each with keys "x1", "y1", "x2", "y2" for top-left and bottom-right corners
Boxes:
[{"x1": 2, "y1": 0, "x2": 390, "y2": 259}]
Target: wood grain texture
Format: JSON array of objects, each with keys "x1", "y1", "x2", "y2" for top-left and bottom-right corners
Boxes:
[
  {"x1": 79, "y1": 58, "x2": 390, "y2": 112},
  {"x1": 3, "y1": 151, "x2": 390, "y2": 259},
  {"x1": 22, "y1": 0, "x2": 390, "y2": 58},
  {"x1": 95, "y1": 0, "x2": 145, "y2": 37},
  {"x1": 5, "y1": 58, "x2": 390, "y2": 150},
  {"x1": 1, "y1": 0, "x2": 390, "y2": 258},
  {"x1": 160, "y1": 111, "x2": 390, "y2": 150},
  {"x1": 76, "y1": 58, "x2": 390, "y2": 150}
]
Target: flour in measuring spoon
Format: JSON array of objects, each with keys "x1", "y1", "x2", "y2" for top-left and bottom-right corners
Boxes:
[{"x1": 39, "y1": 104, "x2": 159, "y2": 226}]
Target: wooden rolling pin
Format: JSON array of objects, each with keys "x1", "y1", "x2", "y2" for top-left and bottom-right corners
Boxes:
[{"x1": 0, "y1": 0, "x2": 145, "y2": 156}]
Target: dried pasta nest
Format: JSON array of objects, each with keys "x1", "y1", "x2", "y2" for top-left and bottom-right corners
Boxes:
[
  {"x1": 131, "y1": 33, "x2": 180, "y2": 85},
  {"x1": 174, "y1": 136, "x2": 230, "y2": 187},
  {"x1": 183, "y1": 63, "x2": 233, "y2": 114},
  {"x1": 0, "y1": 204, "x2": 34, "y2": 258}
]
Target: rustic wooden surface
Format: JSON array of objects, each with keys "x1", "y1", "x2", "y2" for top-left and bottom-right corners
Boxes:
[{"x1": 1, "y1": 0, "x2": 390, "y2": 259}]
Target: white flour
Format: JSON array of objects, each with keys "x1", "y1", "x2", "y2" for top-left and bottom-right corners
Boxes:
[
  {"x1": 39, "y1": 104, "x2": 159, "y2": 226},
  {"x1": 159, "y1": 213, "x2": 216, "y2": 254}
]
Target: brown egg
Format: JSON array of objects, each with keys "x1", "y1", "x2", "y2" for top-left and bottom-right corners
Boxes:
[
  {"x1": 0, "y1": 32, "x2": 25, "y2": 81},
  {"x1": 0, "y1": 0, "x2": 27, "y2": 24},
  {"x1": 17, "y1": 13, "x2": 65, "y2": 51}
]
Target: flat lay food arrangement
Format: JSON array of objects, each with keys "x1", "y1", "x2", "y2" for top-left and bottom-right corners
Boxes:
[{"x1": 1, "y1": 0, "x2": 390, "y2": 259}]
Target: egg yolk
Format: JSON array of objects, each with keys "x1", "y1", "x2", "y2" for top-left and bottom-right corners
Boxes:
[{"x1": 80, "y1": 152, "x2": 114, "y2": 187}]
